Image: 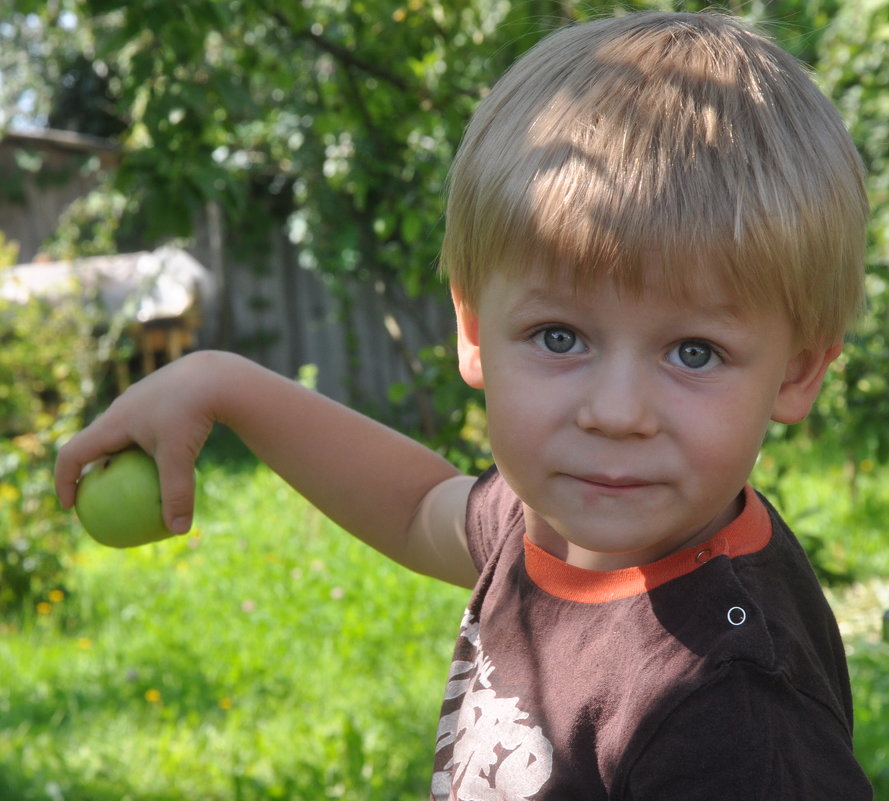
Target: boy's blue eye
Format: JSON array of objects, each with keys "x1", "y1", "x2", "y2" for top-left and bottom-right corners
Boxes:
[
  {"x1": 536, "y1": 328, "x2": 578, "y2": 354},
  {"x1": 674, "y1": 340, "x2": 718, "y2": 369}
]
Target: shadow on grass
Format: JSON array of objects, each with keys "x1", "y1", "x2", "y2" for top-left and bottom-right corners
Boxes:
[
  {"x1": 0, "y1": 756, "x2": 355, "y2": 801},
  {"x1": 0, "y1": 763, "x2": 189, "y2": 801},
  {"x1": 0, "y1": 640, "x2": 237, "y2": 800}
]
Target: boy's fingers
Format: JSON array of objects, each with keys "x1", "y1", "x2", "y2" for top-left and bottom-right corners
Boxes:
[
  {"x1": 54, "y1": 446, "x2": 80, "y2": 509},
  {"x1": 56, "y1": 436, "x2": 197, "y2": 535},
  {"x1": 153, "y1": 445, "x2": 198, "y2": 535},
  {"x1": 54, "y1": 423, "x2": 135, "y2": 510}
]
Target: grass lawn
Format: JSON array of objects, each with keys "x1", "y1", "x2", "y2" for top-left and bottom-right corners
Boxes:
[
  {"x1": 1, "y1": 436, "x2": 887, "y2": 799},
  {"x1": 1, "y1": 453, "x2": 469, "y2": 800}
]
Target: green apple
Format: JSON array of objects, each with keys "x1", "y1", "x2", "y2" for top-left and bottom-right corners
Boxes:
[{"x1": 75, "y1": 447, "x2": 175, "y2": 548}]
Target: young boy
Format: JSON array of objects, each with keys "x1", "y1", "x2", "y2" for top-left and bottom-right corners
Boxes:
[{"x1": 55, "y1": 10, "x2": 873, "y2": 799}]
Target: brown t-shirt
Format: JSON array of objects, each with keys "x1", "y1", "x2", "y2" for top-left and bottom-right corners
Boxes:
[{"x1": 430, "y1": 466, "x2": 872, "y2": 800}]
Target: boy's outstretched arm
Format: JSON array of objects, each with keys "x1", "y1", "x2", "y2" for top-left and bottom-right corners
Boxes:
[{"x1": 55, "y1": 350, "x2": 478, "y2": 588}]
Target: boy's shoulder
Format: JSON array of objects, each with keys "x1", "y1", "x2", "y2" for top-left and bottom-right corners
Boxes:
[{"x1": 464, "y1": 463, "x2": 524, "y2": 570}]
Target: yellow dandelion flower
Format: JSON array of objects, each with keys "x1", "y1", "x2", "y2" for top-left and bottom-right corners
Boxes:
[
  {"x1": 48, "y1": 589, "x2": 65, "y2": 603},
  {"x1": 0, "y1": 483, "x2": 20, "y2": 504},
  {"x1": 77, "y1": 638, "x2": 92, "y2": 650},
  {"x1": 145, "y1": 689, "x2": 162, "y2": 704},
  {"x1": 219, "y1": 697, "x2": 233, "y2": 710},
  {"x1": 860, "y1": 458, "x2": 875, "y2": 473},
  {"x1": 36, "y1": 602, "x2": 53, "y2": 616}
]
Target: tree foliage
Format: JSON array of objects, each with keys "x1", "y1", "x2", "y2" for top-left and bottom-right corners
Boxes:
[
  {"x1": 807, "y1": 0, "x2": 889, "y2": 462},
  {"x1": 6, "y1": 0, "x2": 834, "y2": 287}
]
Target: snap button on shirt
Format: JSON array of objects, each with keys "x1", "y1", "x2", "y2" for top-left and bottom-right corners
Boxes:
[{"x1": 727, "y1": 606, "x2": 747, "y2": 626}]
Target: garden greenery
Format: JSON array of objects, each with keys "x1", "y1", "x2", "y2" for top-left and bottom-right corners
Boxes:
[{"x1": 0, "y1": 270, "x2": 112, "y2": 611}]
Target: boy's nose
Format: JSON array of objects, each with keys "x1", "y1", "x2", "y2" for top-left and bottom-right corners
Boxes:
[{"x1": 575, "y1": 365, "x2": 658, "y2": 438}]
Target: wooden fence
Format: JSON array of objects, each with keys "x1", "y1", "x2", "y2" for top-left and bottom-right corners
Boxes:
[{"x1": 189, "y1": 202, "x2": 456, "y2": 412}]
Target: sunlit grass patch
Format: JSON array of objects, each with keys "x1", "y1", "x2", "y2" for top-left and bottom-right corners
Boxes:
[{"x1": 0, "y1": 458, "x2": 468, "y2": 800}]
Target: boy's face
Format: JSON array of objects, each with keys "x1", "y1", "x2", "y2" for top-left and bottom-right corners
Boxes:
[{"x1": 455, "y1": 269, "x2": 839, "y2": 571}]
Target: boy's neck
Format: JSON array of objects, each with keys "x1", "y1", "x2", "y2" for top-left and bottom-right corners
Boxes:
[{"x1": 523, "y1": 490, "x2": 746, "y2": 572}]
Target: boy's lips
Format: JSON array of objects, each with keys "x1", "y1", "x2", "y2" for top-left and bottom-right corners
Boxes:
[{"x1": 568, "y1": 473, "x2": 656, "y2": 490}]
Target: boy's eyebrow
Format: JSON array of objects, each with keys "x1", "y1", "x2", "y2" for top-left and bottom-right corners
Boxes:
[
  {"x1": 503, "y1": 283, "x2": 750, "y2": 323},
  {"x1": 504, "y1": 288, "x2": 562, "y2": 314}
]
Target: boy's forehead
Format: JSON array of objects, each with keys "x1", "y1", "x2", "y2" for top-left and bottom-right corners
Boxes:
[{"x1": 479, "y1": 260, "x2": 756, "y2": 319}]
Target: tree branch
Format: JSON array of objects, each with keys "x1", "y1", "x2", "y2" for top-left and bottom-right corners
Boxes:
[{"x1": 271, "y1": 12, "x2": 412, "y2": 92}]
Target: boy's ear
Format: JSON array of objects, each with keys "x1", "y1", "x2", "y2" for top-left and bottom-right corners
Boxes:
[
  {"x1": 771, "y1": 342, "x2": 843, "y2": 424},
  {"x1": 452, "y1": 290, "x2": 485, "y2": 389}
]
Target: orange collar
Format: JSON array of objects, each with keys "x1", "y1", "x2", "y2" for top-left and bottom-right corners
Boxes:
[{"x1": 524, "y1": 485, "x2": 770, "y2": 603}]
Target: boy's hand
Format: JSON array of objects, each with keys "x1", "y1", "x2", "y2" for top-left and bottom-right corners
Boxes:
[{"x1": 54, "y1": 354, "x2": 216, "y2": 535}]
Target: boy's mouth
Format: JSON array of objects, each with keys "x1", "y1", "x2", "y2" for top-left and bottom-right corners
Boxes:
[{"x1": 570, "y1": 473, "x2": 655, "y2": 490}]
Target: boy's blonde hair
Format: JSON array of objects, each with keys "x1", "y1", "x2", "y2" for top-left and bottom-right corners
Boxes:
[{"x1": 441, "y1": 11, "x2": 869, "y2": 346}]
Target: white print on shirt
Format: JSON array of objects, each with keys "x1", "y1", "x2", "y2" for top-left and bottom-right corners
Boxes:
[{"x1": 431, "y1": 610, "x2": 554, "y2": 801}]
